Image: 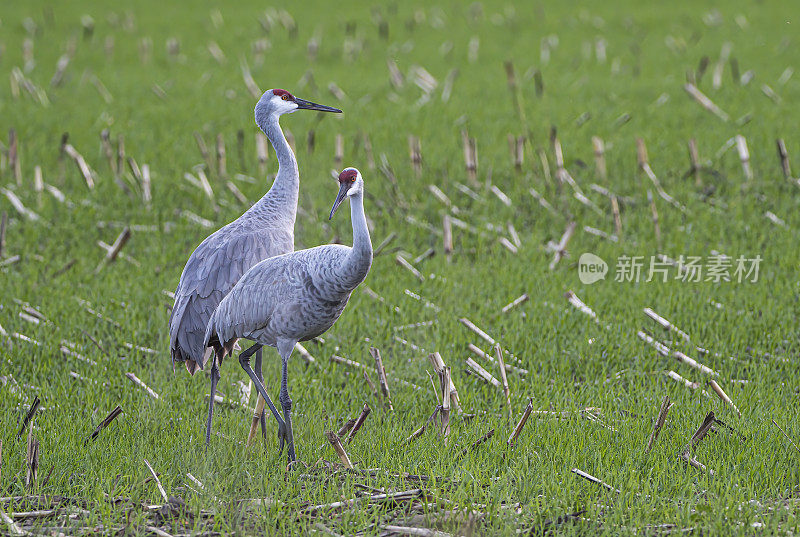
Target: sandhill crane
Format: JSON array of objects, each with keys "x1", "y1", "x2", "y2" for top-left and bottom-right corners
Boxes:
[
  {"x1": 205, "y1": 167, "x2": 372, "y2": 463},
  {"x1": 169, "y1": 89, "x2": 341, "y2": 448}
]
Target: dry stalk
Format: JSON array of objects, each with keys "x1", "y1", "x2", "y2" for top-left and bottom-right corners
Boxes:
[
  {"x1": 494, "y1": 345, "x2": 512, "y2": 421},
  {"x1": 95, "y1": 226, "x2": 131, "y2": 274},
  {"x1": 330, "y1": 354, "x2": 367, "y2": 370},
  {"x1": 511, "y1": 135, "x2": 525, "y2": 170},
  {"x1": 428, "y1": 352, "x2": 461, "y2": 412},
  {"x1": 17, "y1": 396, "x2": 40, "y2": 439},
  {"x1": 688, "y1": 139, "x2": 701, "y2": 186},
  {"x1": 294, "y1": 342, "x2": 316, "y2": 364},
  {"x1": 689, "y1": 411, "x2": 716, "y2": 448},
  {"x1": 143, "y1": 459, "x2": 169, "y2": 503},
  {"x1": 680, "y1": 411, "x2": 717, "y2": 475},
  {"x1": 335, "y1": 134, "x2": 343, "y2": 166},
  {"x1": 387, "y1": 59, "x2": 404, "y2": 88},
  {"x1": 442, "y1": 214, "x2": 454, "y2": 256},
  {"x1": 461, "y1": 129, "x2": 478, "y2": 186},
  {"x1": 681, "y1": 451, "x2": 714, "y2": 475},
  {"x1": 647, "y1": 190, "x2": 661, "y2": 249},
  {"x1": 115, "y1": 134, "x2": 125, "y2": 177},
  {"x1": 370, "y1": 347, "x2": 393, "y2": 411},
  {"x1": 395, "y1": 254, "x2": 424, "y2": 281},
  {"x1": 126, "y1": 372, "x2": 160, "y2": 400},
  {"x1": 761, "y1": 84, "x2": 781, "y2": 104},
  {"x1": 337, "y1": 418, "x2": 356, "y2": 438},
  {"x1": 465, "y1": 358, "x2": 501, "y2": 388},
  {"x1": 529, "y1": 187, "x2": 557, "y2": 216},
  {"x1": 440, "y1": 367, "x2": 451, "y2": 442},
  {"x1": 592, "y1": 136, "x2": 607, "y2": 181},
  {"x1": 0, "y1": 508, "x2": 24, "y2": 536},
  {"x1": 673, "y1": 350, "x2": 717, "y2": 377},
  {"x1": 325, "y1": 431, "x2": 353, "y2": 469},
  {"x1": 684, "y1": 83, "x2": 730, "y2": 121},
  {"x1": 643, "y1": 307, "x2": 691, "y2": 344},
  {"x1": 141, "y1": 164, "x2": 151, "y2": 207},
  {"x1": 708, "y1": 379, "x2": 741, "y2": 416},
  {"x1": 63, "y1": 143, "x2": 96, "y2": 188},
  {"x1": 100, "y1": 129, "x2": 119, "y2": 178},
  {"x1": 8, "y1": 129, "x2": 20, "y2": 187},
  {"x1": 246, "y1": 396, "x2": 266, "y2": 448},
  {"x1": 86, "y1": 405, "x2": 123, "y2": 444},
  {"x1": 611, "y1": 195, "x2": 622, "y2": 237},
  {"x1": 408, "y1": 136, "x2": 422, "y2": 177},
  {"x1": 256, "y1": 132, "x2": 269, "y2": 175},
  {"x1": 373, "y1": 232, "x2": 397, "y2": 257},
  {"x1": 345, "y1": 403, "x2": 371, "y2": 444},
  {"x1": 501, "y1": 293, "x2": 529, "y2": 314},
  {"x1": 25, "y1": 426, "x2": 38, "y2": 489},
  {"x1": 665, "y1": 371, "x2": 710, "y2": 400},
  {"x1": 405, "y1": 406, "x2": 441, "y2": 443},
  {"x1": 548, "y1": 221, "x2": 576, "y2": 270},
  {"x1": 468, "y1": 344, "x2": 528, "y2": 376},
  {"x1": 571, "y1": 468, "x2": 620, "y2": 494},
  {"x1": 462, "y1": 428, "x2": 495, "y2": 456},
  {"x1": 240, "y1": 58, "x2": 261, "y2": 99},
  {"x1": 429, "y1": 184, "x2": 453, "y2": 210},
  {"x1": 637, "y1": 138, "x2": 687, "y2": 213},
  {"x1": 1, "y1": 189, "x2": 38, "y2": 221},
  {"x1": 640, "y1": 331, "x2": 716, "y2": 377},
  {"x1": 304, "y1": 489, "x2": 423, "y2": 516},
  {"x1": 735, "y1": 134, "x2": 752, "y2": 181},
  {"x1": 363, "y1": 370, "x2": 379, "y2": 400},
  {"x1": 380, "y1": 526, "x2": 452, "y2": 537},
  {"x1": 507, "y1": 399, "x2": 533, "y2": 446},
  {"x1": 490, "y1": 185, "x2": 512, "y2": 206},
  {"x1": 565, "y1": 291, "x2": 599, "y2": 322},
  {"x1": 771, "y1": 419, "x2": 800, "y2": 453},
  {"x1": 459, "y1": 317, "x2": 496, "y2": 346},
  {"x1": 363, "y1": 133, "x2": 375, "y2": 169},
  {"x1": 776, "y1": 139, "x2": 792, "y2": 179},
  {"x1": 645, "y1": 395, "x2": 672, "y2": 454}
]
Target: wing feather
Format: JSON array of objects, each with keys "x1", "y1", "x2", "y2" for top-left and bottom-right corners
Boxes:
[
  {"x1": 169, "y1": 226, "x2": 291, "y2": 369},
  {"x1": 205, "y1": 245, "x2": 351, "y2": 349}
]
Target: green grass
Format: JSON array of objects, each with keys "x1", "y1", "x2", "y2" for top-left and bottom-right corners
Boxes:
[{"x1": 1, "y1": 0, "x2": 799, "y2": 534}]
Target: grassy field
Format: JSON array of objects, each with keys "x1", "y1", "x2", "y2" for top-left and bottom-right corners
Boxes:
[{"x1": 1, "y1": 0, "x2": 799, "y2": 534}]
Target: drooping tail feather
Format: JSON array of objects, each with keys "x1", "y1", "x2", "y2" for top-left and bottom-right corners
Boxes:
[{"x1": 172, "y1": 344, "x2": 211, "y2": 376}]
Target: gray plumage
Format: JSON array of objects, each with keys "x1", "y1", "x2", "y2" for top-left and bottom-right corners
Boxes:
[
  {"x1": 169, "y1": 207, "x2": 293, "y2": 373},
  {"x1": 167, "y1": 88, "x2": 341, "y2": 447},
  {"x1": 169, "y1": 90, "x2": 298, "y2": 373},
  {"x1": 205, "y1": 167, "x2": 372, "y2": 463},
  {"x1": 207, "y1": 245, "x2": 369, "y2": 350}
]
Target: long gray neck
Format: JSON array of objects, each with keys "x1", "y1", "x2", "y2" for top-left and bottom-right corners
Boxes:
[
  {"x1": 340, "y1": 192, "x2": 372, "y2": 289},
  {"x1": 258, "y1": 113, "x2": 298, "y2": 223}
]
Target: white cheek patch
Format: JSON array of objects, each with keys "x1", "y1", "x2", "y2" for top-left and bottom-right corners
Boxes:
[{"x1": 346, "y1": 184, "x2": 358, "y2": 196}]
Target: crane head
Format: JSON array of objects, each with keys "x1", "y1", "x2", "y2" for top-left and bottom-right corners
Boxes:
[
  {"x1": 330, "y1": 167, "x2": 363, "y2": 219},
  {"x1": 257, "y1": 89, "x2": 342, "y2": 119}
]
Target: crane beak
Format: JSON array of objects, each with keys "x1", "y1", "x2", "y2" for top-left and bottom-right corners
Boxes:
[
  {"x1": 329, "y1": 183, "x2": 349, "y2": 220},
  {"x1": 295, "y1": 97, "x2": 342, "y2": 113}
]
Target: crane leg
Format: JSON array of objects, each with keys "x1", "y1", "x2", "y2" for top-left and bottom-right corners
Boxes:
[
  {"x1": 238, "y1": 343, "x2": 286, "y2": 453},
  {"x1": 254, "y1": 346, "x2": 268, "y2": 442},
  {"x1": 277, "y1": 339, "x2": 297, "y2": 465},
  {"x1": 205, "y1": 354, "x2": 221, "y2": 446}
]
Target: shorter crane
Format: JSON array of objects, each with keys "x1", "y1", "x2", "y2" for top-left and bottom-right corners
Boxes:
[{"x1": 205, "y1": 168, "x2": 372, "y2": 463}]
